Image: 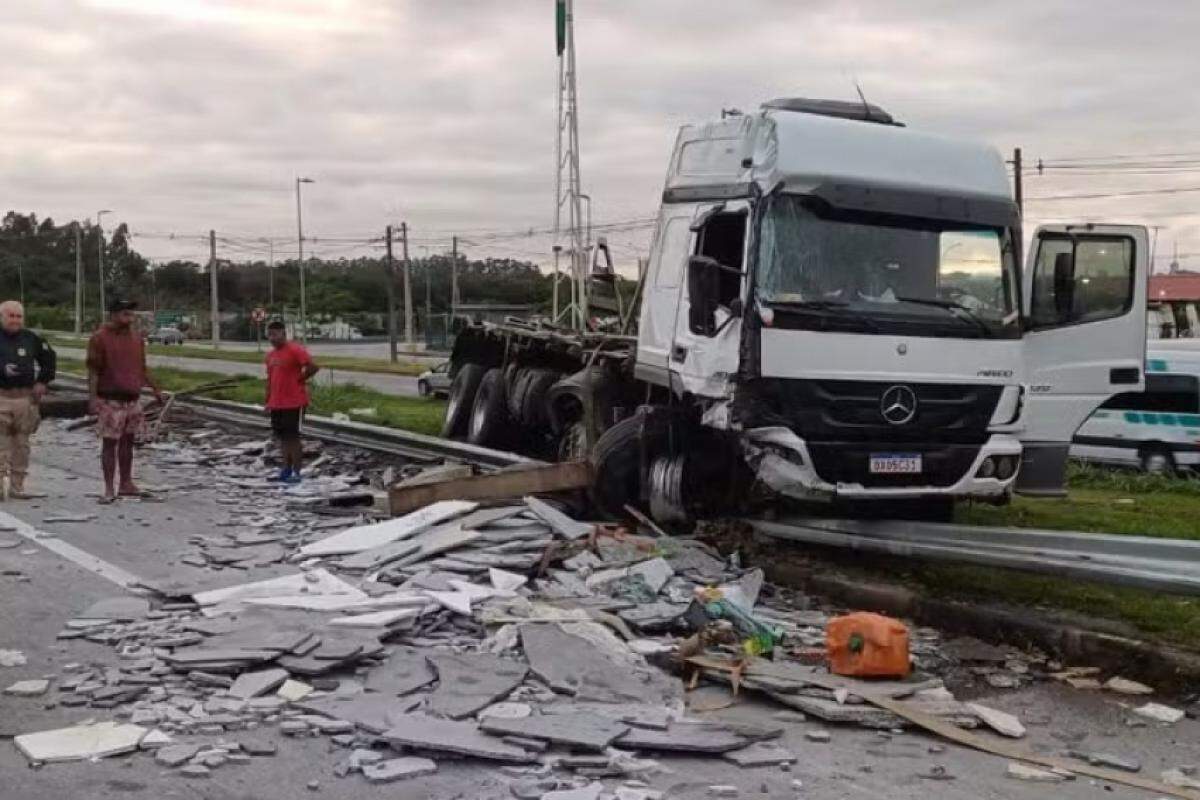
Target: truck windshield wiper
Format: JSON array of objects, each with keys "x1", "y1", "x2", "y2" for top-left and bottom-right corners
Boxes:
[
  {"x1": 764, "y1": 299, "x2": 879, "y2": 332},
  {"x1": 895, "y1": 296, "x2": 993, "y2": 337}
]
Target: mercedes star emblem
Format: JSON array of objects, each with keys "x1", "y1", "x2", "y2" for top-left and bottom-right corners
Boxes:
[{"x1": 880, "y1": 385, "x2": 918, "y2": 425}]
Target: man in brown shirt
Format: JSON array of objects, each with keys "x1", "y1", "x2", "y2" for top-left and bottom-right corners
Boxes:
[{"x1": 86, "y1": 300, "x2": 164, "y2": 503}]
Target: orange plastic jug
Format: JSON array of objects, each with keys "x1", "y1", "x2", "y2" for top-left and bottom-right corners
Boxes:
[{"x1": 826, "y1": 612, "x2": 911, "y2": 678}]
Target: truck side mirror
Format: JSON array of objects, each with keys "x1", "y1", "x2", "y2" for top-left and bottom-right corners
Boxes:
[
  {"x1": 1053, "y1": 251, "x2": 1075, "y2": 321},
  {"x1": 687, "y1": 255, "x2": 721, "y2": 335}
]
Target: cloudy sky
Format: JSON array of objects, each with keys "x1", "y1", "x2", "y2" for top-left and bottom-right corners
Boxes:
[{"x1": 3, "y1": 0, "x2": 1199, "y2": 271}]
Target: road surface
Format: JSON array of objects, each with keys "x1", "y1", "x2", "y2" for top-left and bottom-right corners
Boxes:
[
  {"x1": 0, "y1": 418, "x2": 1193, "y2": 799},
  {"x1": 55, "y1": 347, "x2": 423, "y2": 397}
]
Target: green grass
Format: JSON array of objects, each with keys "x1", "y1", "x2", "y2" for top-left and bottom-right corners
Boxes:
[
  {"x1": 47, "y1": 335, "x2": 431, "y2": 377},
  {"x1": 57, "y1": 357, "x2": 447, "y2": 437}
]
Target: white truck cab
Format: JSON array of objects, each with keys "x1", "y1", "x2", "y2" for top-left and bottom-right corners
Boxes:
[{"x1": 636, "y1": 98, "x2": 1148, "y2": 502}]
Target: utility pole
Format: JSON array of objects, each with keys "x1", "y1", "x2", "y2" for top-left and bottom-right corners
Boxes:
[
  {"x1": 450, "y1": 235, "x2": 459, "y2": 326},
  {"x1": 423, "y1": 247, "x2": 431, "y2": 345},
  {"x1": 295, "y1": 177, "x2": 314, "y2": 343},
  {"x1": 74, "y1": 225, "x2": 83, "y2": 334},
  {"x1": 385, "y1": 224, "x2": 398, "y2": 363},
  {"x1": 401, "y1": 222, "x2": 414, "y2": 346},
  {"x1": 553, "y1": 0, "x2": 585, "y2": 330},
  {"x1": 96, "y1": 209, "x2": 111, "y2": 315},
  {"x1": 1011, "y1": 147, "x2": 1023, "y2": 218},
  {"x1": 209, "y1": 230, "x2": 219, "y2": 348},
  {"x1": 267, "y1": 239, "x2": 275, "y2": 306}
]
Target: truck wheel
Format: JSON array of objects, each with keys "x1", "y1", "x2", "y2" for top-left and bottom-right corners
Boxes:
[
  {"x1": 1141, "y1": 448, "x2": 1176, "y2": 475},
  {"x1": 417, "y1": 379, "x2": 431, "y2": 397},
  {"x1": 521, "y1": 369, "x2": 560, "y2": 429},
  {"x1": 589, "y1": 411, "x2": 672, "y2": 518},
  {"x1": 441, "y1": 363, "x2": 484, "y2": 439},
  {"x1": 468, "y1": 368, "x2": 508, "y2": 447}
]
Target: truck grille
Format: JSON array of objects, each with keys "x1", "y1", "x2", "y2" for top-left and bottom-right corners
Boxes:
[{"x1": 750, "y1": 379, "x2": 1003, "y2": 444}]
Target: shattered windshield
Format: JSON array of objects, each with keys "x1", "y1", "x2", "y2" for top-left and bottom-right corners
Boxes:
[{"x1": 757, "y1": 195, "x2": 1019, "y2": 337}]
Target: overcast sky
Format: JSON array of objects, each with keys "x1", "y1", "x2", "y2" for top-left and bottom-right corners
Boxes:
[{"x1": 3, "y1": 0, "x2": 1199, "y2": 271}]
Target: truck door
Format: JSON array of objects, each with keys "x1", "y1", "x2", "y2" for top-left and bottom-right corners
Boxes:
[
  {"x1": 669, "y1": 200, "x2": 749, "y2": 397},
  {"x1": 635, "y1": 208, "x2": 696, "y2": 382},
  {"x1": 1017, "y1": 224, "x2": 1148, "y2": 495}
]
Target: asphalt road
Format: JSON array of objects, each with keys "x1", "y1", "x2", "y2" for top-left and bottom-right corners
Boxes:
[
  {"x1": 0, "y1": 420, "x2": 1196, "y2": 799},
  {"x1": 55, "y1": 347, "x2": 423, "y2": 397}
]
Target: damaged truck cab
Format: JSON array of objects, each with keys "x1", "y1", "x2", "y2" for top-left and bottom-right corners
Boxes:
[{"x1": 445, "y1": 98, "x2": 1148, "y2": 519}]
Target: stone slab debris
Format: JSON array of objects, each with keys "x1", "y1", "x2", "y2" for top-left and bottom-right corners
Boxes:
[
  {"x1": 277, "y1": 679, "x2": 314, "y2": 701},
  {"x1": 364, "y1": 648, "x2": 437, "y2": 697},
  {"x1": 240, "y1": 739, "x2": 278, "y2": 756},
  {"x1": 363, "y1": 756, "x2": 438, "y2": 783},
  {"x1": 479, "y1": 702, "x2": 532, "y2": 720},
  {"x1": 179, "y1": 764, "x2": 211, "y2": 778},
  {"x1": 542, "y1": 782, "x2": 604, "y2": 800},
  {"x1": 294, "y1": 694, "x2": 422, "y2": 735},
  {"x1": 1162, "y1": 768, "x2": 1200, "y2": 789},
  {"x1": 965, "y1": 703, "x2": 1026, "y2": 738},
  {"x1": 1006, "y1": 762, "x2": 1065, "y2": 783},
  {"x1": 4, "y1": 678, "x2": 50, "y2": 696},
  {"x1": 77, "y1": 596, "x2": 151, "y2": 622},
  {"x1": 328, "y1": 607, "x2": 422, "y2": 629},
  {"x1": 191, "y1": 568, "x2": 366, "y2": 610},
  {"x1": 722, "y1": 741, "x2": 797, "y2": 767},
  {"x1": 424, "y1": 589, "x2": 474, "y2": 616},
  {"x1": 480, "y1": 711, "x2": 630, "y2": 751},
  {"x1": 1133, "y1": 702, "x2": 1185, "y2": 724},
  {"x1": 0, "y1": 649, "x2": 26, "y2": 667},
  {"x1": 616, "y1": 722, "x2": 755, "y2": 754},
  {"x1": 155, "y1": 744, "x2": 201, "y2": 767},
  {"x1": 228, "y1": 668, "x2": 289, "y2": 699},
  {"x1": 489, "y1": 567, "x2": 527, "y2": 592},
  {"x1": 1103, "y1": 676, "x2": 1154, "y2": 696},
  {"x1": 519, "y1": 623, "x2": 654, "y2": 704},
  {"x1": 523, "y1": 496, "x2": 592, "y2": 540},
  {"x1": 299, "y1": 500, "x2": 476, "y2": 556},
  {"x1": 382, "y1": 714, "x2": 534, "y2": 762},
  {"x1": 1070, "y1": 750, "x2": 1141, "y2": 773},
  {"x1": 425, "y1": 653, "x2": 528, "y2": 719},
  {"x1": 15, "y1": 721, "x2": 147, "y2": 763}
]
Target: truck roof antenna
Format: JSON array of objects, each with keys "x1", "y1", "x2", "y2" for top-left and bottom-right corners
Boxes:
[{"x1": 853, "y1": 81, "x2": 872, "y2": 120}]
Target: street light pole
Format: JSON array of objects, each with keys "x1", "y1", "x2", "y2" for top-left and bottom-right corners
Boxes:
[
  {"x1": 96, "y1": 209, "x2": 112, "y2": 315},
  {"x1": 295, "y1": 177, "x2": 314, "y2": 343}
]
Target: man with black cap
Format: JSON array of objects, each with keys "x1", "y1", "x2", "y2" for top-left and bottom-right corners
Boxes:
[
  {"x1": 86, "y1": 299, "x2": 164, "y2": 503},
  {"x1": 0, "y1": 300, "x2": 56, "y2": 499}
]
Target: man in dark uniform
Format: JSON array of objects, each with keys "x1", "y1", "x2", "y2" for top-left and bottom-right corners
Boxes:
[{"x1": 0, "y1": 300, "x2": 56, "y2": 499}]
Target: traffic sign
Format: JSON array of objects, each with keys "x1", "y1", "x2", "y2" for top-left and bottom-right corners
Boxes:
[{"x1": 251, "y1": 307, "x2": 267, "y2": 324}]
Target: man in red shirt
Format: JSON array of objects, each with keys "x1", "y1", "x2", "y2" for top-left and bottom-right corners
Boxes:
[
  {"x1": 86, "y1": 300, "x2": 164, "y2": 503},
  {"x1": 265, "y1": 320, "x2": 319, "y2": 483}
]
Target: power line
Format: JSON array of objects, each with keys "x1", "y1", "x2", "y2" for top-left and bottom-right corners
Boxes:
[{"x1": 1026, "y1": 186, "x2": 1200, "y2": 202}]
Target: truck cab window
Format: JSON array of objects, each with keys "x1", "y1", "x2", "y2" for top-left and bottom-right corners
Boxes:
[
  {"x1": 1032, "y1": 236, "x2": 1135, "y2": 328},
  {"x1": 695, "y1": 211, "x2": 746, "y2": 307}
]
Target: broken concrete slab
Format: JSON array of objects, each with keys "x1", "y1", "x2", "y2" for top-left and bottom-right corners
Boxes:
[
  {"x1": 15, "y1": 721, "x2": 147, "y2": 763},
  {"x1": 4, "y1": 679, "x2": 50, "y2": 696},
  {"x1": 965, "y1": 703, "x2": 1026, "y2": 738},
  {"x1": 228, "y1": 668, "x2": 289, "y2": 700},
  {"x1": 363, "y1": 756, "x2": 438, "y2": 783},
  {"x1": 424, "y1": 589, "x2": 475, "y2": 616},
  {"x1": 523, "y1": 496, "x2": 592, "y2": 540},
  {"x1": 425, "y1": 653, "x2": 528, "y2": 719},
  {"x1": 364, "y1": 648, "x2": 437, "y2": 697},
  {"x1": 76, "y1": 596, "x2": 151, "y2": 622},
  {"x1": 1133, "y1": 702, "x2": 1185, "y2": 724},
  {"x1": 191, "y1": 568, "x2": 366, "y2": 611},
  {"x1": 155, "y1": 743, "x2": 201, "y2": 767},
  {"x1": 277, "y1": 679, "x2": 314, "y2": 702},
  {"x1": 1006, "y1": 762, "x2": 1065, "y2": 783},
  {"x1": 479, "y1": 712, "x2": 630, "y2": 751},
  {"x1": 1103, "y1": 677, "x2": 1154, "y2": 696},
  {"x1": 519, "y1": 623, "x2": 659, "y2": 704},
  {"x1": 722, "y1": 741, "x2": 797, "y2": 767},
  {"x1": 489, "y1": 568, "x2": 527, "y2": 592},
  {"x1": 382, "y1": 714, "x2": 534, "y2": 762},
  {"x1": 299, "y1": 500, "x2": 477, "y2": 557},
  {"x1": 294, "y1": 694, "x2": 422, "y2": 735},
  {"x1": 615, "y1": 722, "x2": 757, "y2": 754}
]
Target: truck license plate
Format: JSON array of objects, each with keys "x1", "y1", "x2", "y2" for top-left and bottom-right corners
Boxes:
[{"x1": 869, "y1": 454, "x2": 922, "y2": 474}]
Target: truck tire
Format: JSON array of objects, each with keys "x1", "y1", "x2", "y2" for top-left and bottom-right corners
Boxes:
[
  {"x1": 589, "y1": 410, "x2": 672, "y2": 518},
  {"x1": 521, "y1": 369, "x2": 560, "y2": 429},
  {"x1": 1141, "y1": 447, "x2": 1176, "y2": 475},
  {"x1": 508, "y1": 368, "x2": 532, "y2": 420},
  {"x1": 441, "y1": 363, "x2": 484, "y2": 439},
  {"x1": 468, "y1": 368, "x2": 508, "y2": 447}
]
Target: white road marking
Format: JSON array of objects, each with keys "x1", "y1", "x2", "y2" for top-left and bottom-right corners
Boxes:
[{"x1": 0, "y1": 509, "x2": 150, "y2": 593}]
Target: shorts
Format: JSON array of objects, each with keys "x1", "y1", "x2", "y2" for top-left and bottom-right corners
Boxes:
[
  {"x1": 270, "y1": 407, "x2": 304, "y2": 439},
  {"x1": 96, "y1": 399, "x2": 145, "y2": 441}
]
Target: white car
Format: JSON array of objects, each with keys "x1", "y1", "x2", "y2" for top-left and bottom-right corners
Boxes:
[
  {"x1": 148, "y1": 326, "x2": 185, "y2": 345},
  {"x1": 417, "y1": 362, "x2": 452, "y2": 397},
  {"x1": 1071, "y1": 347, "x2": 1200, "y2": 474}
]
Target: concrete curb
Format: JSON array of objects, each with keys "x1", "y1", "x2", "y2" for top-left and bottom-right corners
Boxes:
[{"x1": 756, "y1": 541, "x2": 1200, "y2": 693}]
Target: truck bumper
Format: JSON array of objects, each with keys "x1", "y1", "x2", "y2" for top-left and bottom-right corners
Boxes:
[{"x1": 742, "y1": 427, "x2": 1021, "y2": 501}]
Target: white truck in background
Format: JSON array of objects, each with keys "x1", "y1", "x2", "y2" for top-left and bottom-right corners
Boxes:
[{"x1": 442, "y1": 98, "x2": 1149, "y2": 519}]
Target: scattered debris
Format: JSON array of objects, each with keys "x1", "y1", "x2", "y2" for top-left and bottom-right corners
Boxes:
[
  {"x1": 1006, "y1": 762, "x2": 1066, "y2": 783},
  {"x1": 1104, "y1": 676, "x2": 1154, "y2": 696},
  {"x1": 4, "y1": 678, "x2": 50, "y2": 696},
  {"x1": 15, "y1": 722, "x2": 147, "y2": 763},
  {"x1": 965, "y1": 703, "x2": 1026, "y2": 738},
  {"x1": 1133, "y1": 702, "x2": 1186, "y2": 724}
]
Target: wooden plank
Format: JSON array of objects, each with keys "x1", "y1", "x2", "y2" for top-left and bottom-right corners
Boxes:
[
  {"x1": 388, "y1": 461, "x2": 593, "y2": 517},
  {"x1": 687, "y1": 656, "x2": 1200, "y2": 800}
]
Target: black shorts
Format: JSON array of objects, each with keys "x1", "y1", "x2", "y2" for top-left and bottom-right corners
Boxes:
[{"x1": 270, "y1": 408, "x2": 304, "y2": 439}]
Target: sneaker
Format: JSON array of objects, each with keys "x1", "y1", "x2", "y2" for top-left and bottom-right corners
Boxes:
[
  {"x1": 273, "y1": 468, "x2": 293, "y2": 483},
  {"x1": 282, "y1": 471, "x2": 302, "y2": 485}
]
